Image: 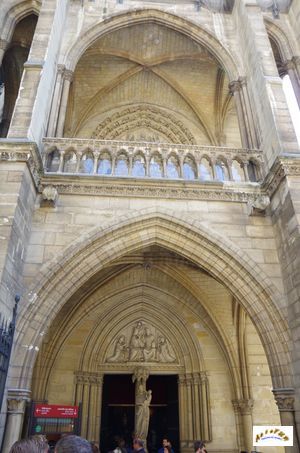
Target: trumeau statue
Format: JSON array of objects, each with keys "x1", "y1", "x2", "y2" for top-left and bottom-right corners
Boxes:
[
  {"x1": 132, "y1": 367, "x2": 152, "y2": 444},
  {"x1": 107, "y1": 321, "x2": 176, "y2": 363}
]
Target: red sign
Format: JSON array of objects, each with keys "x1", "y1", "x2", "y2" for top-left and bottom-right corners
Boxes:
[{"x1": 34, "y1": 404, "x2": 79, "y2": 419}]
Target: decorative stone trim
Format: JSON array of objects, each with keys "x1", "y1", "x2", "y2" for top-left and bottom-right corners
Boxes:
[
  {"x1": 6, "y1": 388, "x2": 31, "y2": 414},
  {"x1": 273, "y1": 388, "x2": 295, "y2": 412},
  {"x1": 232, "y1": 398, "x2": 254, "y2": 416},
  {"x1": 96, "y1": 363, "x2": 183, "y2": 373},
  {"x1": 263, "y1": 156, "x2": 300, "y2": 198},
  {"x1": 0, "y1": 139, "x2": 42, "y2": 187},
  {"x1": 41, "y1": 185, "x2": 58, "y2": 207},
  {"x1": 0, "y1": 38, "x2": 8, "y2": 51},
  {"x1": 24, "y1": 59, "x2": 44, "y2": 69},
  {"x1": 74, "y1": 371, "x2": 103, "y2": 386},
  {"x1": 39, "y1": 176, "x2": 264, "y2": 203}
]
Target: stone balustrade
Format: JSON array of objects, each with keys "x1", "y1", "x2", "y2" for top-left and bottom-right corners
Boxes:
[{"x1": 42, "y1": 137, "x2": 264, "y2": 183}]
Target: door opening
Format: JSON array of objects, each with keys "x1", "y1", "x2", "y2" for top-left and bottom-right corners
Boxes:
[{"x1": 100, "y1": 374, "x2": 179, "y2": 453}]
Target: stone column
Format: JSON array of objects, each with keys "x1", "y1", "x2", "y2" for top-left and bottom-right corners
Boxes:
[
  {"x1": 239, "y1": 77, "x2": 260, "y2": 149},
  {"x1": 88, "y1": 375, "x2": 103, "y2": 442},
  {"x1": 47, "y1": 65, "x2": 66, "y2": 137},
  {"x1": 229, "y1": 78, "x2": 259, "y2": 150},
  {"x1": 229, "y1": 80, "x2": 249, "y2": 149},
  {"x1": 74, "y1": 372, "x2": 104, "y2": 442},
  {"x1": 178, "y1": 372, "x2": 211, "y2": 452},
  {"x1": 199, "y1": 372, "x2": 211, "y2": 442},
  {"x1": 2, "y1": 389, "x2": 31, "y2": 453},
  {"x1": 273, "y1": 388, "x2": 299, "y2": 453},
  {"x1": 284, "y1": 57, "x2": 300, "y2": 108},
  {"x1": 232, "y1": 399, "x2": 253, "y2": 453},
  {"x1": 56, "y1": 70, "x2": 73, "y2": 137},
  {"x1": 191, "y1": 374, "x2": 201, "y2": 440},
  {"x1": 178, "y1": 375, "x2": 187, "y2": 450},
  {"x1": 93, "y1": 152, "x2": 100, "y2": 174},
  {"x1": 185, "y1": 374, "x2": 194, "y2": 443},
  {"x1": 0, "y1": 39, "x2": 8, "y2": 66}
]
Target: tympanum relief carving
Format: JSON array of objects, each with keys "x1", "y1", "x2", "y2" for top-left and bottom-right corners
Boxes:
[{"x1": 107, "y1": 321, "x2": 176, "y2": 363}]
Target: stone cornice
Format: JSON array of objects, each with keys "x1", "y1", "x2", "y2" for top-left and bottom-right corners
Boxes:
[
  {"x1": 39, "y1": 174, "x2": 264, "y2": 203},
  {"x1": 0, "y1": 139, "x2": 43, "y2": 187},
  {"x1": 263, "y1": 155, "x2": 300, "y2": 198}
]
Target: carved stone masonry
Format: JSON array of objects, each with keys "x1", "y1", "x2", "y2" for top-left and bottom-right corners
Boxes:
[
  {"x1": 6, "y1": 389, "x2": 31, "y2": 414},
  {"x1": 107, "y1": 321, "x2": 177, "y2": 363},
  {"x1": 0, "y1": 39, "x2": 8, "y2": 51},
  {"x1": 41, "y1": 185, "x2": 58, "y2": 207},
  {"x1": 74, "y1": 371, "x2": 103, "y2": 386},
  {"x1": 273, "y1": 388, "x2": 295, "y2": 412},
  {"x1": 132, "y1": 367, "x2": 151, "y2": 444},
  {"x1": 232, "y1": 398, "x2": 254, "y2": 415}
]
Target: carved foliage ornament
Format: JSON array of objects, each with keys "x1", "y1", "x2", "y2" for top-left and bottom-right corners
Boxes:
[{"x1": 107, "y1": 321, "x2": 177, "y2": 364}]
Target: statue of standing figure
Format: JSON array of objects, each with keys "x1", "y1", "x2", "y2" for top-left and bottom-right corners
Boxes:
[
  {"x1": 132, "y1": 367, "x2": 152, "y2": 448},
  {"x1": 135, "y1": 390, "x2": 152, "y2": 441}
]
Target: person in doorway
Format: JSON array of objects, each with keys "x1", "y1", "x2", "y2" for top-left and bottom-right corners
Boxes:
[
  {"x1": 158, "y1": 438, "x2": 174, "y2": 453},
  {"x1": 133, "y1": 438, "x2": 146, "y2": 453},
  {"x1": 55, "y1": 435, "x2": 92, "y2": 453},
  {"x1": 194, "y1": 441, "x2": 206, "y2": 453}
]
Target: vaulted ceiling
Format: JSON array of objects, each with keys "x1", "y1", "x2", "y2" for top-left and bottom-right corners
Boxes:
[{"x1": 64, "y1": 22, "x2": 241, "y2": 146}]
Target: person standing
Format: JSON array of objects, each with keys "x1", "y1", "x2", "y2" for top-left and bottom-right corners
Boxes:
[
  {"x1": 194, "y1": 441, "x2": 206, "y2": 453},
  {"x1": 133, "y1": 438, "x2": 146, "y2": 453},
  {"x1": 158, "y1": 438, "x2": 174, "y2": 453}
]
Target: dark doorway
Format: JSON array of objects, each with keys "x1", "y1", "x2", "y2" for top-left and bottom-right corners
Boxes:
[
  {"x1": 147, "y1": 375, "x2": 179, "y2": 453},
  {"x1": 0, "y1": 14, "x2": 38, "y2": 137},
  {"x1": 100, "y1": 374, "x2": 179, "y2": 453},
  {"x1": 100, "y1": 375, "x2": 135, "y2": 453}
]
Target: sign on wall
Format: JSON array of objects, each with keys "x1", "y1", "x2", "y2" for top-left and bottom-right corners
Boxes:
[{"x1": 34, "y1": 404, "x2": 79, "y2": 419}]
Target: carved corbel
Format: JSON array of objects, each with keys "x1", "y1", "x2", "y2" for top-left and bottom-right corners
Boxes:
[
  {"x1": 247, "y1": 194, "x2": 270, "y2": 216},
  {"x1": 40, "y1": 185, "x2": 58, "y2": 207}
]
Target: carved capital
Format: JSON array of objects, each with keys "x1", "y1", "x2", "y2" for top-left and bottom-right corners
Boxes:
[
  {"x1": 57, "y1": 64, "x2": 66, "y2": 75},
  {"x1": 292, "y1": 56, "x2": 300, "y2": 68},
  {"x1": 283, "y1": 59, "x2": 295, "y2": 71},
  {"x1": 200, "y1": 371, "x2": 208, "y2": 384},
  {"x1": 64, "y1": 69, "x2": 74, "y2": 82},
  {"x1": 273, "y1": 388, "x2": 295, "y2": 412},
  {"x1": 7, "y1": 389, "x2": 31, "y2": 414},
  {"x1": 74, "y1": 371, "x2": 103, "y2": 386},
  {"x1": 0, "y1": 38, "x2": 8, "y2": 51},
  {"x1": 132, "y1": 366, "x2": 150, "y2": 384},
  {"x1": 238, "y1": 76, "x2": 247, "y2": 87},
  {"x1": 229, "y1": 80, "x2": 242, "y2": 94},
  {"x1": 232, "y1": 398, "x2": 253, "y2": 415}
]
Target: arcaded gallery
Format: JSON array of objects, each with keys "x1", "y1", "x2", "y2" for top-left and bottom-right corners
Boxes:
[{"x1": 0, "y1": 0, "x2": 300, "y2": 452}]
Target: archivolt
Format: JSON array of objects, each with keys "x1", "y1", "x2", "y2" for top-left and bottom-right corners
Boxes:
[
  {"x1": 0, "y1": 0, "x2": 41, "y2": 42},
  {"x1": 15, "y1": 208, "x2": 292, "y2": 391},
  {"x1": 33, "y1": 268, "x2": 242, "y2": 401},
  {"x1": 264, "y1": 16, "x2": 298, "y2": 61},
  {"x1": 89, "y1": 105, "x2": 196, "y2": 144},
  {"x1": 64, "y1": 9, "x2": 240, "y2": 80}
]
